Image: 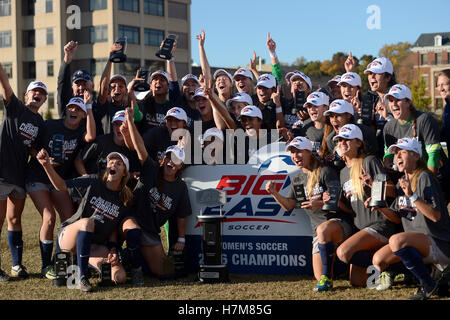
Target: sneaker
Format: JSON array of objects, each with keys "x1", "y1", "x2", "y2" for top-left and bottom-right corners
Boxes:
[
  {"x1": 409, "y1": 283, "x2": 438, "y2": 300},
  {"x1": 131, "y1": 268, "x2": 144, "y2": 287},
  {"x1": 0, "y1": 269, "x2": 10, "y2": 282},
  {"x1": 79, "y1": 276, "x2": 93, "y2": 293},
  {"x1": 11, "y1": 265, "x2": 29, "y2": 278},
  {"x1": 376, "y1": 271, "x2": 393, "y2": 291},
  {"x1": 314, "y1": 275, "x2": 333, "y2": 292},
  {"x1": 41, "y1": 265, "x2": 57, "y2": 280}
]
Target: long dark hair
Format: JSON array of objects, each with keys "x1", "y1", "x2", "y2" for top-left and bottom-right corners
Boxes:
[{"x1": 155, "y1": 155, "x2": 185, "y2": 207}]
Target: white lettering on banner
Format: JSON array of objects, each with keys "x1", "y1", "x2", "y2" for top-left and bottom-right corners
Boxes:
[{"x1": 231, "y1": 254, "x2": 306, "y2": 267}]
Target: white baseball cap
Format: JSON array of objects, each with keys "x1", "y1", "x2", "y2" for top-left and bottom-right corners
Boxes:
[
  {"x1": 290, "y1": 70, "x2": 312, "y2": 90},
  {"x1": 164, "y1": 107, "x2": 188, "y2": 123},
  {"x1": 238, "y1": 105, "x2": 263, "y2": 120},
  {"x1": 305, "y1": 92, "x2": 330, "y2": 108},
  {"x1": 181, "y1": 74, "x2": 201, "y2": 87},
  {"x1": 338, "y1": 72, "x2": 362, "y2": 87},
  {"x1": 333, "y1": 124, "x2": 363, "y2": 142},
  {"x1": 327, "y1": 75, "x2": 341, "y2": 85},
  {"x1": 26, "y1": 81, "x2": 48, "y2": 95},
  {"x1": 226, "y1": 92, "x2": 253, "y2": 108},
  {"x1": 66, "y1": 97, "x2": 87, "y2": 114},
  {"x1": 107, "y1": 152, "x2": 130, "y2": 171},
  {"x1": 384, "y1": 84, "x2": 412, "y2": 101},
  {"x1": 285, "y1": 136, "x2": 313, "y2": 152},
  {"x1": 150, "y1": 70, "x2": 169, "y2": 83},
  {"x1": 203, "y1": 127, "x2": 224, "y2": 143},
  {"x1": 213, "y1": 69, "x2": 233, "y2": 83},
  {"x1": 112, "y1": 110, "x2": 126, "y2": 123},
  {"x1": 364, "y1": 57, "x2": 394, "y2": 75},
  {"x1": 110, "y1": 74, "x2": 127, "y2": 84},
  {"x1": 193, "y1": 87, "x2": 207, "y2": 99},
  {"x1": 233, "y1": 68, "x2": 254, "y2": 81},
  {"x1": 323, "y1": 99, "x2": 354, "y2": 116},
  {"x1": 256, "y1": 74, "x2": 276, "y2": 89},
  {"x1": 164, "y1": 145, "x2": 185, "y2": 164},
  {"x1": 285, "y1": 71, "x2": 296, "y2": 82},
  {"x1": 388, "y1": 137, "x2": 422, "y2": 158}
]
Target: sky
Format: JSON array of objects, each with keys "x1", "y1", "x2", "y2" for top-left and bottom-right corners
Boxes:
[{"x1": 190, "y1": 0, "x2": 450, "y2": 68}]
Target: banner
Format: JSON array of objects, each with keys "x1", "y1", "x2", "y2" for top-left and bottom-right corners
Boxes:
[{"x1": 183, "y1": 142, "x2": 314, "y2": 275}]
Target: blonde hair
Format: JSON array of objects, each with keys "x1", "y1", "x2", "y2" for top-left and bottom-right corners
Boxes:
[
  {"x1": 410, "y1": 158, "x2": 429, "y2": 193},
  {"x1": 349, "y1": 144, "x2": 366, "y2": 201},
  {"x1": 102, "y1": 170, "x2": 133, "y2": 207},
  {"x1": 306, "y1": 154, "x2": 322, "y2": 198}
]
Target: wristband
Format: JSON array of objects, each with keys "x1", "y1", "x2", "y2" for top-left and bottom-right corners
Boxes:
[
  {"x1": 409, "y1": 193, "x2": 419, "y2": 203},
  {"x1": 133, "y1": 105, "x2": 143, "y2": 122},
  {"x1": 276, "y1": 107, "x2": 282, "y2": 113},
  {"x1": 85, "y1": 103, "x2": 92, "y2": 110},
  {"x1": 177, "y1": 237, "x2": 186, "y2": 243},
  {"x1": 269, "y1": 51, "x2": 278, "y2": 59}
]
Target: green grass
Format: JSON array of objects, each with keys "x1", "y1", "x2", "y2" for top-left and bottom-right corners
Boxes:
[{"x1": 0, "y1": 197, "x2": 448, "y2": 300}]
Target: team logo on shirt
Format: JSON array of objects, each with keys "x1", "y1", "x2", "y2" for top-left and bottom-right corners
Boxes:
[
  {"x1": 89, "y1": 196, "x2": 120, "y2": 222},
  {"x1": 148, "y1": 187, "x2": 173, "y2": 212},
  {"x1": 397, "y1": 196, "x2": 418, "y2": 221},
  {"x1": 19, "y1": 122, "x2": 40, "y2": 147},
  {"x1": 48, "y1": 138, "x2": 79, "y2": 161}
]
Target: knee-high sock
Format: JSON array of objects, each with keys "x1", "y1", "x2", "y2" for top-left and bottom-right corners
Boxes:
[
  {"x1": 7, "y1": 231, "x2": 23, "y2": 267},
  {"x1": 126, "y1": 229, "x2": 143, "y2": 269},
  {"x1": 76, "y1": 231, "x2": 93, "y2": 278},
  {"x1": 318, "y1": 242, "x2": 335, "y2": 278},
  {"x1": 393, "y1": 246, "x2": 434, "y2": 288},
  {"x1": 39, "y1": 240, "x2": 54, "y2": 269}
]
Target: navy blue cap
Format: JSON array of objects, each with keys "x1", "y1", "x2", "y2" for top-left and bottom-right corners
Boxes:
[{"x1": 72, "y1": 70, "x2": 93, "y2": 83}]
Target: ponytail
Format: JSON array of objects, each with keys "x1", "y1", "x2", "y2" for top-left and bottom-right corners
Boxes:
[{"x1": 306, "y1": 156, "x2": 322, "y2": 198}]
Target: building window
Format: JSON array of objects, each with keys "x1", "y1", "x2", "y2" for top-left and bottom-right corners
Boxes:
[
  {"x1": 23, "y1": 30, "x2": 35, "y2": 47},
  {"x1": 90, "y1": 0, "x2": 107, "y2": 11},
  {"x1": 435, "y1": 53, "x2": 442, "y2": 65},
  {"x1": 119, "y1": 0, "x2": 139, "y2": 12},
  {"x1": 46, "y1": 28, "x2": 54, "y2": 45},
  {"x1": 0, "y1": 0, "x2": 11, "y2": 16},
  {"x1": 0, "y1": 30, "x2": 11, "y2": 48},
  {"x1": 90, "y1": 58, "x2": 108, "y2": 76},
  {"x1": 47, "y1": 92, "x2": 55, "y2": 109},
  {"x1": 168, "y1": 31, "x2": 187, "y2": 49},
  {"x1": 23, "y1": 0, "x2": 35, "y2": 16},
  {"x1": 23, "y1": 61, "x2": 36, "y2": 79},
  {"x1": 45, "y1": 0, "x2": 53, "y2": 13},
  {"x1": 168, "y1": 1, "x2": 187, "y2": 20},
  {"x1": 144, "y1": 59, "x2": 164, "y2": 73},
  {"x1": 420, "y1": 53, "x2": 428, "y2": 65},
  {"x1": 3, "y1": 62, "x2": 12, "y2": 78},
  {"x1": 118, "y1": 58, "x2": 141, "y2": 78},
  {"x1": 144, "y1": 0, "x2": 164, "y2": 16},
  {"x1": 47, "y1": 60, "x2": 54, "y2": 77},
  {"x1": 434, "y1": 35, "x2": 442, "y2": 47},
  {"x1": 118, "y1": 25, "x2": 140, "y2": 44},
  {"x1": 144, "y1": 28, "x2": 164, "y2": 47},
  {"x1": 90, "y1": 25, "x2": 108, "y2": 43}
]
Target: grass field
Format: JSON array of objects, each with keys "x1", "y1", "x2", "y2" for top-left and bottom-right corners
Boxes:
[{"x1": 0, "y1": 197, "x2": 449, "y2": 301}]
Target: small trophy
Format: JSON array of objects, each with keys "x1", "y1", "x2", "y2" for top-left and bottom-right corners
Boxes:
[
  {"x1": 53, "y1": 251, "x2": 70, "y2": 287},
  {"x1": 369, "y1": 173, "x2": 387, "y2": 208},
  {"x1": 155, "y1": 34, "x2": 178, "y2": 60},
  {"x1": 133, "y1": 67, "x2": 150, "y2": 92},
  {"x1": 357, "y1": 95, "x2": 374, "y2": 126},
  {"x1": 51, "y1": 134, "x2": 65, "y2": 164},
  {"x1": 333, "y1": 151, "x2": 345, "y2": 170},
  {"x1": 98, "y1": 262, "x2": 112, "y2": 286},
  {"x1": 168, "y1": 249, "x2": 187, "y2": 279},
  {"x1": 109, "y1": 37, "x2": 128, "y2": 63},
  {"x1": 292, "y1": 176, "x2": 307, "y2": 209},
  {"x1": 291, "y1": 91, "x2": 306, "y2": 115},
  {"x1": 322, "y1": 180, "x2": 341, "y2": 213}
]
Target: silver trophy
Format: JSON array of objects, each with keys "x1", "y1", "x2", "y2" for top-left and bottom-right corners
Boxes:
[{"x1": 369, "y1": 173, "x2": 387, "y2": 208}]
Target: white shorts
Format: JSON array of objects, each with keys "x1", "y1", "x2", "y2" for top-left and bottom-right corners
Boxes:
[
  {"x1": 0, "y1": 181, "x2": 26, "y2": 200},
  {"x1": 423, "y1": 236, "x2": 450, "y2": 272}
]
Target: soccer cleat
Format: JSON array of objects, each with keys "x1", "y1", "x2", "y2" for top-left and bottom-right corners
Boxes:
[
  {"x1": 409, "y1": 283, "x2": 438, "y2": 300},
  {"x1": 376, "y1": 271, "x2": 393, "y2": 291},
  {"x1": 41, "y1": 265, "x2": 57, "y2": 280},
  {"x1": 79, "y1": 276, "x2": 93, "y2": 293},
  {"x1": 131, "y1": 268, "x2": 145, "y2": 287},
  {"x1": 314, "y1": 275, "x2": 333, "y2": 292},
  {"x1": 0, "y1": 268, "x2": 10, "y2": 282},
  {"x1": 11, "y1": 265, "x2": 29, "y2": 278}
]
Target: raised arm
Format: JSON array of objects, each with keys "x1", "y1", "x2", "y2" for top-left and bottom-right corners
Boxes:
[
  {"x1": 196, "y1": 30, "x2": 212, "y2": 86},
  {"x1": 58, "y1": 41, "x2": 78, "y2": 117},
  {"x1": 267, "y1": 32, "x2": 282, "y2": 85},
  {"x1": 249, "y1": 51, "x2": 260, "y2": 80},
  {"x1": 0, "y1": 62, "x2": 13, "y2": 103},
  {"x1": 36, "y1": 148, "x2": 68, "y2": 192},
  {"x1": 265, "y1": 181, "x2": 296, "y2": 211},
  {"x1": 165, "y1": 41, "x2": 178, "y2": 82},
  {"x1": 83, "y1": 90, "x2": 96, "y2": 143},
  {"x1": 204, "y1": 83, "x2": 236, "y2": 130},
  {"x1": 98, "y1": 43, "x2": 122, "y2": 105},
  {"x1": 124, "y1": 107, "x2": 148, "y2": 165}
]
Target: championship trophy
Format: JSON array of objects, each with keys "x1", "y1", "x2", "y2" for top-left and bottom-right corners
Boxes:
[
  {"x1": 98, "y1": 262, "x2": 112, "y2": 287},
  {"x1": 109, "y1": 37, "x2": 128, "y2": 63},
  {"x1": 369, "y1": 173, "x2": 387, "y2": 208},
  {"x1": 51, "y1": 134, "x2": 65, "y2": 164},
  {"x1": 133, "y1": 67, "x2": 150, "y2": 92},
  {"x1": 197, "y1": 188, "x2": 229, "y2": 283},
  {"x1": 168, "y1": 249, "x2": 187, "y2": 279},
  {"x1": 322, "y1": 180, "x2": 342, "y2": 213},
  {"x1": 292, "y1": 176, "x2": 307, "y2": 209},
  {"x1": 291, "y1": 91, "x2": 306, "y2": 115},
  {"x1": 53, "y1": 251, "x2": 71, "y2": 287},
  {"x1": 357, "y1": 95, "x2": 375, "y2": 126},
  {"x1": 155, "y1": 34, "x2": 178, "y2": 60}
]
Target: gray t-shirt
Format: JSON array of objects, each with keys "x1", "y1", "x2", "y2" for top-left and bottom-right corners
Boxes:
[
  {"x1": 297, "y1": 120, "x2": 324, "y2": 154},
  {"x1": 340, "y1": 155, "x2": 397, "y2": 236},
  {"x1": 287, "y1": 166, "x2": 353, "y2": 236},
  {"x1": 391, "y1": 170, "x2": 450, "y2": 257}
]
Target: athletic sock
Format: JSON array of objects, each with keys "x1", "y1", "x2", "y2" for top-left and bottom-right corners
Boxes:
[
  {"x1": 7, "y1": 231, "x2": 23, "y2": 267},
  {"x1": 76, "y1": 231, "x2": 93, "y2": 278},
  {"x1": 39, "y1": 240, "x2": 53, "y2": 269},
  {"x1": 318, "y1": 242, "x2": 335, "y2": 278},
  {"x1": 349, "y1": 250, "x2": 373, "y2": 268},
  {"x1": 126, "y1": 228, "x2": 143, "y2": 270},
  {"x1": 393, "y1": 246, "x2": 434, "y2": 288}
]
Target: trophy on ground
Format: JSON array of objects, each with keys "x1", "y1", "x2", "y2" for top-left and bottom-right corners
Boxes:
[
  {"x1": 196, "y1": 188, "x2": 229, "y2": 283},
  {"x1": 98, "y1": 261, "x2": 112, "y2": 287},
  {"x1": 53, "y1": 251, "x2": 71, "y2": 287}
]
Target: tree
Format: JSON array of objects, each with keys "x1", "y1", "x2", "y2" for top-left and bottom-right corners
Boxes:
[
  {"x1": 378, "y1": 42, "x2": 412, "y2": 72},
  {"x1": 291, "y1": 56, "x2": 307, "y2": 69},
  {"x1": 410, "y1": 70, "x2": 431, "y2": 112}
]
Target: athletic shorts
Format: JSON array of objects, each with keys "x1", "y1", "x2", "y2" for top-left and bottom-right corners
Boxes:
[
  {"x1": 423, "y1": 236, "x2": 450, "y2": 272},
  {"x1": 25, "y1": 182, "x2": 56, "y2": 193},
  {"x1": 141, "y1": 229, "x2": 162, "y2": 247},
  {"x1": 363, "y1": 220, "x2": 399, "y2": 244},
  {"x1": 312, "y1": 218, "x2": 354, "y2": 255},
  {"x1": 0, "y1": 181, "x2": 26, "y2": 200}
]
